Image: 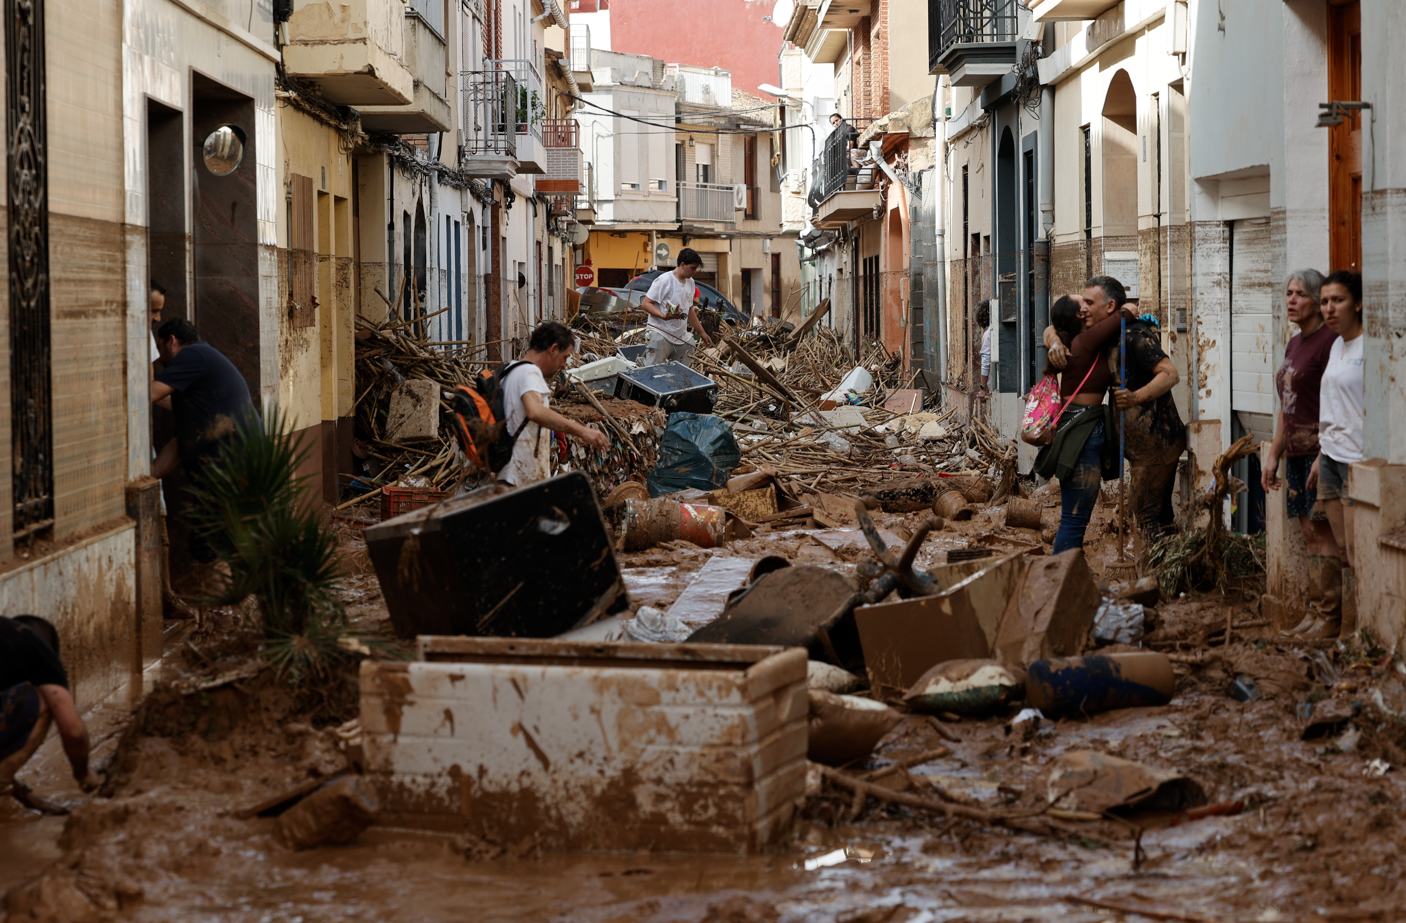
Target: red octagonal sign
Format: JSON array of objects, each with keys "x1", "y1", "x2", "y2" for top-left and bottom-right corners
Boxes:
[{"x1": 574, "y1": 264, "x2": 595, "y2": 287}]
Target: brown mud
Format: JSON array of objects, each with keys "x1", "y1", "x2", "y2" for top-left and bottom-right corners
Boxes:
[{"x1": 4, "y1": 506, "x2": 1405, "y2": 922}]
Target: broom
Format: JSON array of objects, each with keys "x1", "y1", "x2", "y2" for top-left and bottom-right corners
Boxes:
[{"x1": 1106, "y1": 312, "x2": 1137, "y2": 583}]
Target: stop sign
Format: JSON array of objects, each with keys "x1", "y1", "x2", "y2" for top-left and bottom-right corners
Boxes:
[{"x1": 574, "y1": 264, "x2": 595, "y2": 287}]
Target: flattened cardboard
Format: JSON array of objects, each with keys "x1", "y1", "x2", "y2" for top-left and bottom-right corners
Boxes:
[
  {"x1": 855, "y1": 552, "x2": 1026, "y2": 691},
  {"x1": 993, "y1": 548, "x2": 1099, "y2": 665}
]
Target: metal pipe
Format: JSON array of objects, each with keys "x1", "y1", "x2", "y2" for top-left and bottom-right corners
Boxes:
[{"x1": 1038, "y1": 87, "x2": 1054, "y2": 238}]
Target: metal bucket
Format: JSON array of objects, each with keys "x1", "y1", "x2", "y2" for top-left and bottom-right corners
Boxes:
[
  {"x1": 933, "y1": 485, "x2": 973, "y2": 521},
  {"x1": 621, "y1": 498, "x2": 727, "y2": 551},
  {"x1": 1004, "y1": 497, "x2": 1043, "y2": 531}
]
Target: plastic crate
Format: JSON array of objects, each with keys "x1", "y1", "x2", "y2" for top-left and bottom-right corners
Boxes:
[{"x1": 380, "y1": 486, "x2": 448, "y2": 521}]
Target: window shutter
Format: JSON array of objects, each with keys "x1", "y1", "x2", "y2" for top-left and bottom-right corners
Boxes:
[
  {"x1": 649, "y1": 118, "x2": 667, "y2": 190},
  {"x1": 618, "y1": 111, "x2": 638, "y2": 187}
]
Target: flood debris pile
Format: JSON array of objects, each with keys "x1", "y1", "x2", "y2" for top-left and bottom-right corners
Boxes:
[{"x1": 349, "y1": 314, "x2": 668, "y2": 506}]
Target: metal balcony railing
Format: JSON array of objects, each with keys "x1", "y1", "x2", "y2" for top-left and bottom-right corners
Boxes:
[
  {"x1": 668, "y1": 65, "x2": 731, "y2": 107},
  {"x1": 678, "y1": 182, "x2": 736, "y2": 223},
  {"x1": 569, "y1": 24, "x2": 591, "y2": 72},
  {"x1": 460, "y1": 69, "x2": 519, "y2": 159},
  {"x1": 812, "y1": 118, "x2": 878, "y2": 204},
  {"x1": 489, "y1": 58, "x2": 545, "y2": 142},
  {"x1": 929, "y1": 0, "x2": 1020, "y2": 73}
]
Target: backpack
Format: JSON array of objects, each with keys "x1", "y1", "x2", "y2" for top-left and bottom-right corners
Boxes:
[{"x1": 448, "y1": 360, "x2": 531, "y2": 473}]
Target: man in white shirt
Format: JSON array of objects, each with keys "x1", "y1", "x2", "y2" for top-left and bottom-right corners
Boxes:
[
  {"x1": 498, "y1": 322, "x2": 610, "y2": 488},
  {"x1": 640, "y1": 248, "x2": 714, "y2": 367}
]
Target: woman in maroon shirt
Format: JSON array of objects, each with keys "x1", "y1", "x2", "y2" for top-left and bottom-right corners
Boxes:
[{"x1": 1263, "y1": 269, "x2": 1341, "y2": 633}]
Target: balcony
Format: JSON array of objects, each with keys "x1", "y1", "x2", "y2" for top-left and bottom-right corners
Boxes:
[
  {"x1": 539, "y1": 118, "x2": 581, "y2": 194},
  {"x1": 810, "y1": 118, "x2": 881, "y2": 229},
  {"x1": 358, "y1": 4, "x2": 452, "y2": 132},
  {"x1": 284, "y1": 0, "x2": 413, "y2": 105},
  {"x1": 928, "y1": 0, "x2": 1021, "y2": 86},
  {"x1": 459, "y1": 69, "x2": 518, "y2": 180},
  {"x1": 1028, "y1": 0, "x2": 1119, "y2": 21},
  {"x1": 492, "y1": 58, "x2": 547, "y2": 174},
  {"x1": 569, "y1": 25, "x2": 593, "y2": 92},
  {"x1": 668, "y1": 65, "x2": 731, "y2": 108},
  {"x1": 679, "y1": 182, "x2": 736, "y2": 228}
]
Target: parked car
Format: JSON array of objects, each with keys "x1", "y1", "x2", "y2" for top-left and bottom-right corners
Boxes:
[{"x1": 624, "y1": 271, "x2": 749, "y2": 326}]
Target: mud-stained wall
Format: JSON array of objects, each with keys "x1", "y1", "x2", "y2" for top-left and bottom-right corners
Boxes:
[{"x1": 0, "y1": 524, "x2": 137, "y2": 710}]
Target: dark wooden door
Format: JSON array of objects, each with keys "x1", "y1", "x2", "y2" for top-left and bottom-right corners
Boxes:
[{"x1": 1328, "y1": 0, "x2": 1361, "y2": 272}]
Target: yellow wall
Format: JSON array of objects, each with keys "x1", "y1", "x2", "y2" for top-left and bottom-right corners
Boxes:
[{"x1": 276, "y1": 106, "x2": 356, "y2": 433}]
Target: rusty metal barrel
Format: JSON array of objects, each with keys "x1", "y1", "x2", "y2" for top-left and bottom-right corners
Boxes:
[{"x1": 621, "y1": 498, "x2": 726, "y2": 551}]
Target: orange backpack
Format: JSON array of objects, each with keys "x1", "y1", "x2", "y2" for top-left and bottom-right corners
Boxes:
[{"x1": 448, "y1": 360, "x2": 530, "y2": 472}]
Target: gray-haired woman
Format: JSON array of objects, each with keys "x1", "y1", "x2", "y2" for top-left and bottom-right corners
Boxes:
[{"x1": 1262, "y1": 269, "x2": 1340, "y2": 635}]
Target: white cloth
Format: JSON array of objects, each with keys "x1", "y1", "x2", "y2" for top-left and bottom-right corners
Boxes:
[
  {"x1": 151, "y1": 333, "x2": 160, "y2": 364},
  {"x1": 980, "y1": 328, "x2": 992, "y2": 379},
  {"x1": 1318, "y1": 333, "x2": 1365, "y2": 464},
  {"x1": 644, "y1": 272, "x2": 696, "y2": 346},
  {"x1": 498, "y1": 361, "x2": 553, "y2": 487}
]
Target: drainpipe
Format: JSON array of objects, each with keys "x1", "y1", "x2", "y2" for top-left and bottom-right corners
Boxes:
[
  {"x1": 387, "y1": 158, "x2": 396, "y2": 318},
  {"x1": 1034, "y1": 85, "x2": 1055, "y2": 374},
  {"x1": 933, "y1": 76, "x2": 948, "y2": 386}
]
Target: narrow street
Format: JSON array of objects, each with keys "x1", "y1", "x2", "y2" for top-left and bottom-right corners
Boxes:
[{"x1": 1, "y1": 0, "x2": 1405, "y2": 919}]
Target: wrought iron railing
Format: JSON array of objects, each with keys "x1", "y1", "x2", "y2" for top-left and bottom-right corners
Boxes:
[
  {"x1": 569, "y1": 24, "x2": 591, "y2": 72},
  {"x1": 929, "y1": 0, "x2": 1020, "y2": 73},
  {"x1": 678, "y1": 182, "x2": 736, "y2": 223},
  {"x1": 489, "y1": 58, "x2": 544, "y2": 142},
  {"x1": 460, "y1": 69, "x2": 518, "y2": 159},
  {"x1": 813, "y1": 118, "x2": 877, "y2": 204}
]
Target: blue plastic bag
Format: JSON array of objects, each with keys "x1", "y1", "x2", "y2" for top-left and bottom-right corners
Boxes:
[{"x1": 646, "y1": 413, "x2": 741, "y2": 497}]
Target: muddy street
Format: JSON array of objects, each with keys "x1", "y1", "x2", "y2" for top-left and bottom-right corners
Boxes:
[{"x1": 4, "y1": 491, "x2": 1404, "y2": 922}]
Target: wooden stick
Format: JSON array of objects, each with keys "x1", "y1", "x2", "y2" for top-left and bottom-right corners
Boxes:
[
  {"x1": 573, "y1": 381, "x2": 640, "y2": 457},
  {"x1": 1065, "y1": 896, "x2": 1229, "y2": 923},
  {"x1": 816, "y1": 766, "x2": 1058, "y2": 838},
  {"x1": 863, "y1": 746, "x2": 951, "y2": 782}
]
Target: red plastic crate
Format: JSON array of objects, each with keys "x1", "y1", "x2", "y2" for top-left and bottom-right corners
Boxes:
[{"x1": 381, "y1": 485, "x2": 448, "y2": 521}]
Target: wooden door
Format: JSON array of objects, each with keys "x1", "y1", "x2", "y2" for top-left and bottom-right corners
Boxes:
[{"x1": 1328, "y1": 0, "x2": 1361, "y2": 272}]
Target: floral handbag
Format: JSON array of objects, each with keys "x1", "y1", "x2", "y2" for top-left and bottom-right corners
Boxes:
[{"x1": 1019, "y1": 361, "x2": 1097, "y2": 446}]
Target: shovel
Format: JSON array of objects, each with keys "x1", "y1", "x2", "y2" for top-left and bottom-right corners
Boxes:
[{"x1": 1107, "y1": 313, "x2": 1137, "y2": 583}]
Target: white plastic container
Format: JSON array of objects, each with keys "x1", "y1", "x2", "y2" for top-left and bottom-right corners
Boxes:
[{"x1": 820, "y1": 366, "x2": 874, "y2": 408}]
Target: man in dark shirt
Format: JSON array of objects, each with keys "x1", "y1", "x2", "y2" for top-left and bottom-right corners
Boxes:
[
  {"x1": 152, "y1": 319, "x2": 256, "y2": 562},
  {"x1": 1047, "y1": 277, "x2": 1186, "y2": 541},
  {"x1": 0, "y1": 616, "x2": 100, "y2": 798}
]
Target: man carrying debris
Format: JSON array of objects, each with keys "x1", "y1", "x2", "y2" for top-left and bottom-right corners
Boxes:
[
  {"x1": 0, "y1": 616, "x2": 101, "y2": 801},
  {"x1": 1046, "y1": 277, "x2": 1185, "y2": 541},
  {"x1": 640, "y1": 248, "x2": 714, "y2": 367},
  {"x1": 499, "y1": 322, "x2": 610, "y2": 488},
  {"x1": 151, "y1": 319, "x2": 256, "y2": 563}
]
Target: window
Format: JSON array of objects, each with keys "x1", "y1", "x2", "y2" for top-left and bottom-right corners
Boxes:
[
  {"x1": 744, "y1": 135, "x2": 758, "y2": 219},
  {"x1": 695, "y1": 142, "x2": 712, "y2": 184}
]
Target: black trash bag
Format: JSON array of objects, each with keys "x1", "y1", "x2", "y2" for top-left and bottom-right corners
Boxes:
[{"x1": 646, "y1": 413, "x2": 741, "y2": 497}]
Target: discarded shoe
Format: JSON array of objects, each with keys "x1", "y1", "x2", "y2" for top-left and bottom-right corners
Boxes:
[
  {"x1": 1299, "y1": 617, "x2": 1343, "y2": 641},
  {"x1": 1280, "y1": 612, "x2": 1318, "y2": 638}
]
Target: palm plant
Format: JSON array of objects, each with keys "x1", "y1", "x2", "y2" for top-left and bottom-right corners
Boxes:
[
  {"x1": 186, "y1": 408, "x2": 402, "y2": 690},
  {"x1": 188, "y1": 408, "x2": 340, "y2": 636}
]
